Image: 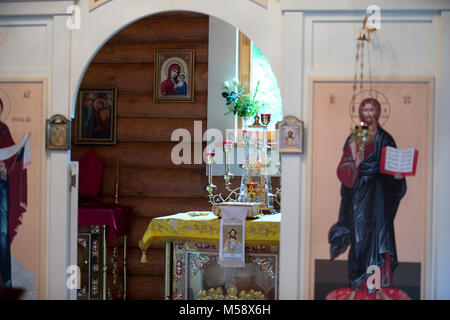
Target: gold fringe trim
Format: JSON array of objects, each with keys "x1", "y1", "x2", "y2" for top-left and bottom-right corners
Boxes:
[
  {"x1": 140, "y1": 236, "x2": 279, "y2": 248},
  {"x1": 140, "y1": 250, "x2": 148, "y2": 264}
]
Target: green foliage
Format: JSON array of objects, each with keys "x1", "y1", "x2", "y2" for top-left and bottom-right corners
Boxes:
[{"x1": 221, "y1": 79, "x2": 264, "y2": 118}]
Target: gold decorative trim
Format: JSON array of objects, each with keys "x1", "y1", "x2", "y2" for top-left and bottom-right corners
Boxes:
[
  {"x1": 89, "y1": 0, "x2": 112, "y2": 11},
  {"x1": 250, "y1": 0, "x2": 268, "y2": 9},
  {"x1": 198, "y1": 286, "x2": 267, "y2": 300}
]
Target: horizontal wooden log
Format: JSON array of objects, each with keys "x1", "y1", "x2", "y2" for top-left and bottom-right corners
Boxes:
[
  {"x1": 124, "y1": 216, "x2": 151, "y2": 248},
  {"x1": 80, "y1": 63, "x2": 208, "y2": 93},
  {"x1": 111, "y1": 16, "x2": 209, "y2": 43},
  {"x1": 71, "y1": 142, "x2": 206, "y2": 169},
  {"x1": 212, "y1": 176, "x2": 280, "y2": 192},
  {"x1": 112, "y1": 237, "x2": 165, "y2": 251},
  {"x1": 125, "y1": 247, "x2": 165, "y2": 277},
  {"x1": 117, "y1": 92, "x2": 207, "y2": 119},
  {"x1": 150, "y1": 11, "x2": 208, "y2": 19},
  {"x1": 101, "y1": 167, "x2": 208, "y2": 198},
  {"x1": 101, "y1": 196, "x2": 211, "y2": 218},
  {"x1": 116, "y1": 118, "x2": 207, "y2": 142},
  {"x1": 126, "y1": 275, "x2": 165, "y2": 300},
  {"x1": 99, "y1": 176, "x2": 278, "y2": 213},
  {"x1": 212, "y1": 175, "x2": 242, "y2": 197},
  {"x1": 70, "y1": 117, "x2": 207, "y2": 143},
  {"x1": 122, "y1": 217, "x2": 174, "y2": 250},
  {"x1": 92, "y1": 41, "x2": 208, "y2": 64}
]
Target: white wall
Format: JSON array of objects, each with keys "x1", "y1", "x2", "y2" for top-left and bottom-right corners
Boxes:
[
  {"x1": 207, "y1": 16, "x2": 238, "y2": 141},
  {"x1": 0, "y1": 1, "x2": 74, "y2": 299},
  {"x1": 206, "y1": 17, "x2": 282, "y2": 178},
  {"x1": 281, "y1": 0, "x2": 450, "y2": 300},
  {"x1": 435, "y1": 10, "x2": 450, "y2": 300},
  {"x1": 206, "y1": 16, "x2": 238, "y2": 176}
]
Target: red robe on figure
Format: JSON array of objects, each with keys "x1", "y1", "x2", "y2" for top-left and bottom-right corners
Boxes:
[
  {"x1": 0, "y1": 121, "x2": 27, "y2": 243},
  {"x1": 0, "y1": 121, "x2": 27, "y2": 287},
  {"x1": 160, "y1": 63, "x2": 180, "y2": 95}
]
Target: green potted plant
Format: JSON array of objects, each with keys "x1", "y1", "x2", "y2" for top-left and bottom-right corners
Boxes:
[{"x1": 221, "y1": 78, "x2": 263, "y2": 121}]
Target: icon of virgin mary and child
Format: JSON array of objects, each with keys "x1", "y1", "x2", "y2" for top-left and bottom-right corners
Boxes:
[{"x1": 160, "y1": 63, "x2": 187, "y2": 96}]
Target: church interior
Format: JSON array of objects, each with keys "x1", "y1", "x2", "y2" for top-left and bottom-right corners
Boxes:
[{"x1": 0, "y1": 0, "x2": 449, "y2": 301}]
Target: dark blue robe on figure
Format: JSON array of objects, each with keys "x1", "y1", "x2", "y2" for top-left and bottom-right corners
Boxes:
[{"x1": 329, "y1": 126, "x2": 407, "y2": 289}]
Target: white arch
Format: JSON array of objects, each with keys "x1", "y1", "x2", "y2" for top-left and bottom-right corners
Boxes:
[
  {"x1": 69, "y1": 0, "x2": 299, "y2": 300},
  {"x1": 70, "y1": 0, "x2": 283, "y2": 116}
]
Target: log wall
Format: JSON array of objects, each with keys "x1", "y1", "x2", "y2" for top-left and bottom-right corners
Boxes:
[
  {"x1": 71, "y1": 11, "x2": 281, "y2": 300},
  {"x1": 71, "y1": 12, "x2": 211, "y2": 300}
]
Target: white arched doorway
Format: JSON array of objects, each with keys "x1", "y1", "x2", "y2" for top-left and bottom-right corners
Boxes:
[
  {"x1": 70, "y1": 0, "x2": 283, "y2": 113},
  {"x1": 63, "y1": 0, "x2": 304, "y2": 300}
]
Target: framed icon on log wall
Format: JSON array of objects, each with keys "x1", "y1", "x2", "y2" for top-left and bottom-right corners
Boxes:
[
  {"x1": 154, "y1": 49, "x2": 195, "y2": 103},
  {"x1": 75, "y1": 88, "x2": 117, "y2": 145}
]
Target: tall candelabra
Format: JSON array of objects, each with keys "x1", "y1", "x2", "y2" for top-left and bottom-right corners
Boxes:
[
  {"x1": 205, "y1": 151, "x2": 217, "y2": 194},
  {"x1": 206, "y1": 114, "x2": 278, "y2": 215},
  {"x1": 222, "y1": 141, "x2": 234, "y2": 191}
]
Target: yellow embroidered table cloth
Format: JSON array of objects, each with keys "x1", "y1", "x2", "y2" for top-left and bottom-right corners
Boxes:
[{"x1": 138, "y1": 211, "x2": 280, "y2": 254}]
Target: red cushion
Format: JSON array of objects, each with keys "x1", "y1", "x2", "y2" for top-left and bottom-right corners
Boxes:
[
  {"x1": 325, "y1": 287, "x2": 412, "y2": 300},
  {"x1": 79, "y1": 150, "x2": 102, "y2": 199}
]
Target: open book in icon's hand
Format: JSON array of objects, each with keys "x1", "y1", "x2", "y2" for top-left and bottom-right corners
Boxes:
[{"x1": 380, "y1": 146, "x2": 418, "y2": 177}]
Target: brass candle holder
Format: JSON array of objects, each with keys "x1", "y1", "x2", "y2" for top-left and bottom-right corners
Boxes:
[
  {"x1": 222, "y1": 140, "x2": 234, "y2": 191},
  {"x1": 205, "y1": 148, "x2": 241, "y2": 207},
  {"x1": 350, "y1": 121, "x2": 375, "y2": 159},
  {"x1": 261, "y1": 114, "x2": 271, "y2": 126},
  {"x1": 246, "y1": 183, "x2": 257, "y2": 202},
  {"x1": 204, "y1": 114, "x2": 279, "y2": 215},
  {"x1": 205, "y1": 151, "x2": 216, "y2": 194},
  {"x1": 358, "y1": 16, "x2": 377, "y2": 42}
]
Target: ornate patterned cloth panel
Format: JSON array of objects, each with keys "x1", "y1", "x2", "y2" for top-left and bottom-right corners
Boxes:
[
  {"x1": 77, "y1": 233, "x2": 91, "y2": 300},
  {"x1": 77, "y1": 226, "x2": 104, "y2": 300},
  {"x1": 172, "y1": 241, "x2": 279, "y2": 300},
  {"x1": 90, "y1": 227, "x2": 102, "y2": 300}
]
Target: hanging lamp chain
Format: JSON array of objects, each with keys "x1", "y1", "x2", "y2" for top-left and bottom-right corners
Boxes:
[{"x1": 352, "y1": 16, "x2": 376, "y2": 110}]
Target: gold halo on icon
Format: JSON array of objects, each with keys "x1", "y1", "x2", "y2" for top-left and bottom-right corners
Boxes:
[
  {"x1": 160, "y1": 57, "x2": 189, "y2": 83},
  {"x1": 0, "y1": 89, "x2": 11, "y2": 122},
  {"x1": 349, "y1": 89, "x2": 390, "y2": 126}
]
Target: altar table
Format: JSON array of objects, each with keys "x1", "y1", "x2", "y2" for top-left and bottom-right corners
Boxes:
[{"x1": 139, "y1": 211, "x2": 281, "y2": 300}]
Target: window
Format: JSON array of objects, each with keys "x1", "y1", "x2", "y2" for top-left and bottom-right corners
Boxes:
[
  {"x1": 250, "y1": 42, "x2": 283, "y2": 131},
  {"x1": 238, "y1": 32, "x2": 283, "y2": 132}
]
